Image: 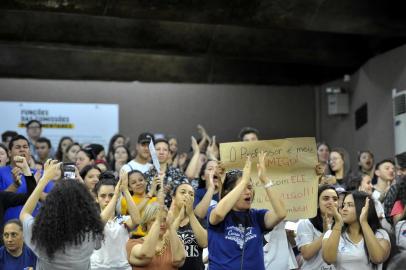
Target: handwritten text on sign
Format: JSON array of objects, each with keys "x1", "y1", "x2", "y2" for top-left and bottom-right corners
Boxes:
[{"x1": 220, "y1": 137, "x2": 318, "y2": 220}]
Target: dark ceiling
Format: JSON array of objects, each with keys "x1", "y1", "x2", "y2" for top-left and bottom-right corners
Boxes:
[{"x1": 0, "y1": 0, "x2": 405, "y2": 85}]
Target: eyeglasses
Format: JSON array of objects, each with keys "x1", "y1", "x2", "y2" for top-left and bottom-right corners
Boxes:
[{"x1": 27, "y1": 126, "x2": 41, "y2": 130}]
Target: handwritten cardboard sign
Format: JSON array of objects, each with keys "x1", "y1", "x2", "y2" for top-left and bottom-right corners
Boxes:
[{"x1": 220, "y1": 137, "x2": 318, "y2": 220}]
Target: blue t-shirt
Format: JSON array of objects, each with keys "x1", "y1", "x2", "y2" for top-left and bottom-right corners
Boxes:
[
  {"x1": 0, "y1": 244, "x2": 37, "y2": 270},
  {"x1": 0, "y1": 166, "x2": 54, "y2": 223},
  {"x1": 207, "y1": 206, "x2": 268, "y2": 270},
  {"x1": 193, "y1": 188, "x2": 220, "y2": 208}
]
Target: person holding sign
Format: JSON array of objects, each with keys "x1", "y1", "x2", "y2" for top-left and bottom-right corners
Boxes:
[
  {"x1": 322, "y1": 191, "x2": 391, "y2": 270},
  {"x1": 144, "y1": 139, "x2": 189, "y2": 208},
  {"x1": 207, "y1": 153, "x2": 287, "y2": 270},
  {"x1": 295, "y1": 185, "x2": 339, "y2": 270}
]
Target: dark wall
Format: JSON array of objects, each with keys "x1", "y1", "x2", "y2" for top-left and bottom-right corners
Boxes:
[
  {"x1": 0, "y1": 79, "x2": 316, "y2": 152},
  {"x1": 318, "y1": 44, "x2": 406, "y2": 171}
]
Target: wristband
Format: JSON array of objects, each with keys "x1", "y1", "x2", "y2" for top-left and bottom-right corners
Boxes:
[{"x1": 264, "y1": 180, "x2": 273, "y2": 189}]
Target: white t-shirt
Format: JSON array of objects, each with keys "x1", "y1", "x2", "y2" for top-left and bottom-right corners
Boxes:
[
  {"x1": 323, "y1": 229, "x2": 390, "y2": 270},
  {"x1": 263, "y1": 222, "x2": 298, "y2": 270},
  {"x1": 23, "y1": 215, "x2": 101, "y2": 270},
  {"x1": 91, "y1": 216, "x2": 131, "y2": 270},
  {"x1": 374, "y1": 199, "x2": 385, "y2": 219},
  {"x1": 395, "y1": 220, "x2": 406, "y2": 250},
  {"x1": 295, "y1": 219, "x2": 335, "y2": 270},
  {"x1": 121, "y1": 160, "x2": 152, "y2": 174}
]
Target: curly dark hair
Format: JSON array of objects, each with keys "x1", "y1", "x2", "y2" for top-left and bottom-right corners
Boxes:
[{"x1": 31, "y1": 180, "x2": 104, "y2": 259}]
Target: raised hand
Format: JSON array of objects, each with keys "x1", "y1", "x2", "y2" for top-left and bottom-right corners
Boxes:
[
  {"x1": 191, "y1": 136, "x2": 199, "y2": 153},
  {"x1": 43, "y1": 159, "x2": 62, "y2": 181},
  {"x1": 359, "y1": 197, "x2": 370, "y2": 224},
  {"x1": 119, "y1": 170, "x2": 129, "y2": 192},
  {"x1": 315, "y1": 163, "x2": 324, "y2": 176},
  {"x1": 331, "y1": 204, "x2": 343, "y2": 226},
  {"x1": 207, "y1": 170, "x2": 215, "y2": 190},
  {"x1": 184, "y1": 195, "x2": 194, "y2": 217},
  {"x1": 14, "y1": 156, "x2": 31, "y2": 176},
  {"x1": 241, "y1": 156, "x2": 252, "y2": 186},
  {"x1": 257, "y1": 151, "x2": 268, "y2": 183},
  {"x1": 322, "y1": 212, "x2": 333, "y2": 232},
  {"x1": 11, "y1": 167, "x2": 23, "y2": 186}
]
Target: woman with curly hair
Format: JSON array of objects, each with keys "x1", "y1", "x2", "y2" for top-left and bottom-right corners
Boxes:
[{"x1": 19, "y1": 160, "x2": 104, "y2": 270}]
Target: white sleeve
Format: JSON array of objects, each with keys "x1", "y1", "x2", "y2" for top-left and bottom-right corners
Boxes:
[
  {"x1": 296, "y1": 219, "x2": 317, "y2": 249},
  {"x1": 323, "y1": 229, "x2": 332, "y2": 239},
  {"x1": 22, "y1": 215, "x2": 35, "y2": 251},
  {"x1": 121, "y1": 164, "x2": 131, "y2": 172},
  {"x1": 375, "y1": 229, "x2": 390, "y2": 241}
]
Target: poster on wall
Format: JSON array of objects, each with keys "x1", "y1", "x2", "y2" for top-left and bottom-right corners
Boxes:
[{"x1": 0, "y1": 101, "x2": 119, "y2": 151}]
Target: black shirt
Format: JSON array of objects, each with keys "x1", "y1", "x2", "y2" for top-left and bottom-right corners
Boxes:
[{"x1": 177, "y1": 223, "x2": 205, "y2": 270}]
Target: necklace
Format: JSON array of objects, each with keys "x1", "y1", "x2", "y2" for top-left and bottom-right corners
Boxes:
[{"x1": 155, "y1": 235, "x2": 169, "y2": 256}]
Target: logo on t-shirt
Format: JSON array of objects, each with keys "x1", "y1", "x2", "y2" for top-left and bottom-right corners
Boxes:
[{"x1": 225, "y1": 225, "x2": 257, "y2": 249}]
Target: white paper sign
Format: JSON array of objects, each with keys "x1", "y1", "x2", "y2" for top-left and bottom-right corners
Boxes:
[{"x1": 149, "y1": 140, "x2": 160, "y2": 173}]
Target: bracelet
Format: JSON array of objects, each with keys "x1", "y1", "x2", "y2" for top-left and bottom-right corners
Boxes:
[{"x1": 264, "y1": 180, "x2": 273, "y2": 189}]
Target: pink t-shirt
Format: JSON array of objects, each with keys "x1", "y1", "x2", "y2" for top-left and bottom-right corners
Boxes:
[{"x1": 390, "y1": 200, "x2": 404, "y2": 217}]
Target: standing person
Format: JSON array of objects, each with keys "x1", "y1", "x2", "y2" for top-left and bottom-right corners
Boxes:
[
  {"x1": 64, "y1": 142, "x2": 81, "y2": 163},
  {"x1": 91, "y1": 172, "x2": 140, "y2": 270},
  {"x1": 35, "y1": 137, "x2": 53, "y2": 163},
  {"x1": 0, "y1": 219, "x2": 37, "y2": 270},
  {"x1": 120, "y1": 170, "x2": 158, "y2": 238},
  {"x1": 207, "y1": 154, "x2": 287, "y2": 270},
  {"x1": 111, "y1": 145, "x2": 132, "y2": 175},
  {"x1": 25, "y1": 120, "x2": 43, "y2": 160},
  {"x1": 0, "y1": 156, "x2": 37, "y2": 225},
  {"x1": 80, "y1": 165, "x2": 102, "y2": 197},
  {"x1": 20, "y1": 159, "x2": 104, "y2": 269},
  {"x1": 122, "y1": 133, "x2": 154, "y2": 174},
  {"x1": 0, "y1": 135, "x2": 52, "y2": 223},
  {"x1": 1, "y1": 131, "x2": 18, "y2": 149},
  {"x1": 317, "y1": 142, "x2": 331, "y2": 175},
  {"x1": 358, "y1": 151, "x2": 375, "y2": 178},
  {"x1": 168, "y1": 137, "x2": 179, "y2": 167},
  {"x1": 322, "y1": 191, "x2": 391, "y2": 270},
  {"x1": 329, "y1": 150, "x2": 350, "y2": 190},
  {"x1": 172, "y1": 183, "x2": 207, "y2": 270},
  {"x1": 295, "y1": 185, "x2": 338, "y2": 270},
  {"x1": 55, "y1": 136, "x2": 73, "y2": 162},
  {"x1": 193, "y1": 160, "x2": 221, "y2": 225},
  {"x1": 126, "y1": 187, "x2": 187, "y2": 269},
  {"x1": 76, "y1": 147, "x2": 96, "y2": 172},
  {"x1": 89, "y1": 144, "x2": 106, "y2": 161},
  {"x1": 238, "y1": 127, "x2": 259, "y2": 142},
  {"x1": 346, "y1": 174, "x2": 390, "y2": 230},
  {"x1": 373, "y1": 159, "x2": 395, "y2": 203},
  {"x1": 107, "y1": 134, "x2": 127, "y2": 164},
  {"x1": 0, "y1": 143, "x2": 9, "y2": 167},
  {"x1": 144, "y1": 139, "x2": 189, "y2": 208}
]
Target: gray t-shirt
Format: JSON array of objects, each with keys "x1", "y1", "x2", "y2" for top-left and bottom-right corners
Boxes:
[{"x1": 23, "y1": 215, "x2": 101, "y2": 270}]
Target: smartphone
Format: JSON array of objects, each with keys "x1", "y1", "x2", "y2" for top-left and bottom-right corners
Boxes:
[{"x1": 61, "y1": 163, "x2": 76, "y2": 179}]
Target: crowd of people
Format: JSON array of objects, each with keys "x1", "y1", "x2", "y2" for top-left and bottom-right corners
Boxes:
[{"x1": 0, "y1": 121, "x2": 406, "y2": 270}]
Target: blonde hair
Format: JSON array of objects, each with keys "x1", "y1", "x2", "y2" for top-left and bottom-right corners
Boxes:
[{"x1": 140, "y1": 202, "x2": 167, "y2": 231}]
